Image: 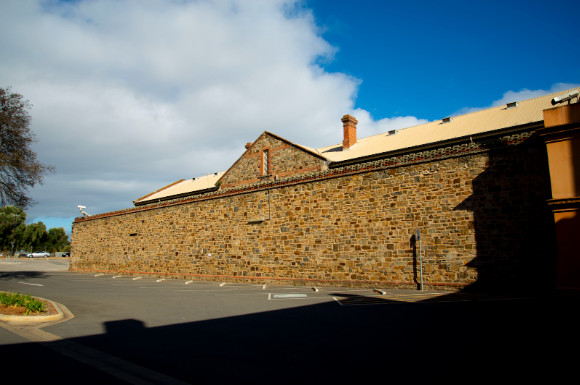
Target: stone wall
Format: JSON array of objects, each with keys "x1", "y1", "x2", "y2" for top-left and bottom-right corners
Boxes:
[
  {"x1": 71, "y1": 133, "x2": 555, "y2": 291},
  {"x1": 219, "y1": 132, "x2": 326, "y2": 188}
]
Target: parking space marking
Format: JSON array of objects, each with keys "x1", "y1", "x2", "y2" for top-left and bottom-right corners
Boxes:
[
  {"x1": 269, "y1": 293, "x2": 308, "y2": 299},
  {"x1": 171, "y1": 288, "x2": 257, "y2": 292},
  {"x1": 55, "y1": 274, "x2": 475, "y2": 306}
]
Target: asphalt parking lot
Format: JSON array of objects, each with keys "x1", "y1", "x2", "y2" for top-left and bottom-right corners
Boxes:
[{"x1": 1, "y1": 258, "x2": 576, "y2": 384}]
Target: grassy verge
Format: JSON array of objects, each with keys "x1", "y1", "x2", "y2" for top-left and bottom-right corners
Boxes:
[{"x1": 0, "y1": 292, "x2": 46, "y2": 314}]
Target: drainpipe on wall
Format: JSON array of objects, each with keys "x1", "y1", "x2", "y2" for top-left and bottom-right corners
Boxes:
[
  {"x1": 417, "y1": 228, "x2": 424, "y2": 291},
  {"x1": 267, "y1": 188, "x2": 271, "y2": 221}
]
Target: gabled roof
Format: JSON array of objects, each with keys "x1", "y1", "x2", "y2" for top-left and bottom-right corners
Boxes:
[
  {"x1": 263, "y1": 131, "x2": 327, "y2": 160},
  {"x1": 134, "y1": 172, "x2": 225, "y2": 205},
  {"x1": 215, "y1": 130, "x2": 327, "y2": 189},
  {"x1": 316, "y1": 88, "x2": 577, "y2": 163},
  {"x1": 134, "y1": 88, "x2": 577, "y2": 205}
]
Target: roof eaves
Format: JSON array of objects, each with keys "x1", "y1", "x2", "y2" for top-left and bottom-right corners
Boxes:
[
  {"x1": 264, "y1": 131, "x2": 328, "y2": 160},
  {"x1": 327, "y1": 121, "x2": 544, "y2": 168},
  {"x1": 134, "y1": 186, "x2": 219, "y2": 206},
  {"x1": 134, "y1": 179, "x2": 186, "y2": 204}
]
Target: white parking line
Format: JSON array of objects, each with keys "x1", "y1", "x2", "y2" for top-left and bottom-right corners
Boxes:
[
  {"x1": 18, "y1": 282, "x2": 44, "y2": 286},
  {"x1": 268, "y1": 293, "x2": 308, "y2": 300}
]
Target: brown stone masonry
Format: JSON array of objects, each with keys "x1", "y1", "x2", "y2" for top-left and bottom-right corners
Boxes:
[
  {"x1": 218, "y1": 132, "x2": 327, "y2": 188},
  {"x1": 71, "y1": 131, "x2": 555, "y2": 291}
]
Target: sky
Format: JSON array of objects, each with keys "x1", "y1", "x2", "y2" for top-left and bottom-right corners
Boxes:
[{"x1": 1, "y1": 0, "x2": 579, "y2": 235}]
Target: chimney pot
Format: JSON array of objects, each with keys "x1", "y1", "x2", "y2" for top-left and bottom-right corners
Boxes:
[{"x1": 341, "y1": 114, "x2": 358, "y2": 149}]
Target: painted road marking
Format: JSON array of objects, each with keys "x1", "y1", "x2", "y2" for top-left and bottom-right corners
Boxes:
[
  {"x1": 269, "y1": 293, "x2": 308, "y2": 299},
  {"x1": 18, "y1": 282, "x2": 44, "y2": 287}
]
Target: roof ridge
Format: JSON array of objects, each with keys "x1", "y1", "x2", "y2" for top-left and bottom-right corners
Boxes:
[
  {"x1": 446, "y1": 87, "x2": 579, "y2": 120},
  {"x1": 347, "y1": 87, "x2": 579, "y2": 144}
]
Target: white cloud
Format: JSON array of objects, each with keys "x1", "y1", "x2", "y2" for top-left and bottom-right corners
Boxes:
[
  {"x1": 351, "y1": 108, "x2": 428, "y2": 137},
  {"x1": 0, "y1": 0, "x2": 422, "y2": 227},
  {"x1": 452, "y1": 83, "x2": 580, "y2": 116},
  {"x1": 488, "y1": 83, "x2": 580, "y2": 107}
]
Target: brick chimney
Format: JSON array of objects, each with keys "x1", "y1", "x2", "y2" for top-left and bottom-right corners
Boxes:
[{"x1": 342, "y1": 114, "x2": 358, "y2": 149}]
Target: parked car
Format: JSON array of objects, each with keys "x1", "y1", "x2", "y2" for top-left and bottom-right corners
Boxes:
[
  {"x1": 27, "y1": 251, "x2": 50, "y2": 258},
  {"x1": 61, "y1": 252, "x2": 70, "y2": 257}
]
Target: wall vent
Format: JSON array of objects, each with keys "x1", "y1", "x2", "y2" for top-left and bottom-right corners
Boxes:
[{"x1": 506, "y1": 101, "x2": 518, "y2": 109}]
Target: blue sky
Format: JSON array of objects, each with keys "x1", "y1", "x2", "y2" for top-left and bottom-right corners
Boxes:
[
  {"x1": 310, "y1": 0, "x2": 580, "y2": 119},
  {"x1": 0, "y1": 0, "x2": 578, "y2": 235}
]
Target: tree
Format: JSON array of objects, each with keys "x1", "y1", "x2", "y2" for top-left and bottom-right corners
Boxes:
[
  {"x1": 0, "y1": 86, "x2": 53, "y2": 208},
  {"x1": 12, "y1": 222, "x2": 26, "y2": 252},
  {"x1": 0, "y1": 205, "x2": 26, "y2": 250},
  {"x1": 46, "y1": 227, "x2": 69, "y2": 252},
  {"x1": 0, "y1": 206, "x2": 70, "y2": 253},
  {"x1": 21, "y1": 221, "x2": 47, "y2": 251}
]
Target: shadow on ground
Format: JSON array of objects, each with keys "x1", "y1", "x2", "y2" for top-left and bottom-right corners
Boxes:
[
  {"x1": 0, "y1": 271, "x2": 47, "y2": 281},
  {"x1": 2, "y1": 288, "x2": 575, "y2": 384}
]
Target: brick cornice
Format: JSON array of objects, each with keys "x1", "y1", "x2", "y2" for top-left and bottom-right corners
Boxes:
[{"x1": 74, "y1": 129, "x2": 537, "y2": 224}]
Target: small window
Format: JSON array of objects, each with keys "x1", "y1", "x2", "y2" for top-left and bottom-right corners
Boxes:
[{"x1": 262, "y1": 149, "x2": 270, "y2": 175}]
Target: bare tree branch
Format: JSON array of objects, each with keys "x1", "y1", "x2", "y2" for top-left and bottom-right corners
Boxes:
[{"x1": 0, "y1": 86, "x2": 54, "y2": 208}]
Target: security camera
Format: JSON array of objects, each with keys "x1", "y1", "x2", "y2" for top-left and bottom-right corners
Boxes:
[
  {"x1": 77, "y1": 205, "x2": 91, "y2": 217},
  {"x1": 552, "y1": 90, "x2": 579, "y2": 105}
]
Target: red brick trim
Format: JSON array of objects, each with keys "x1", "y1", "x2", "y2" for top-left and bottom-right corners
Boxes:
[
  {"x1": 260, "y1": 147, "x2": 271, "y2": 176},
  {"x1": 74, "y1": 130, "x2": 535, "y2": 224}
]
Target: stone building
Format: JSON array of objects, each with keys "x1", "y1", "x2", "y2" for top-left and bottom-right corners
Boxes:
[{"x1": 71, "y1": 88, "x2": 580, "y2": 292}]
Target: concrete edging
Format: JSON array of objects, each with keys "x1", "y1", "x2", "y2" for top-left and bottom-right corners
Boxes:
[{"x1": 0, "y1": 297, "x2": 65, "y2": 324}]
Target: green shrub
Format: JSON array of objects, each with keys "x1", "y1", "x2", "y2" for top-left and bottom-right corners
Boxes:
[{"x1": 0, "y1": 292, "x2": 46, "y2": 314}]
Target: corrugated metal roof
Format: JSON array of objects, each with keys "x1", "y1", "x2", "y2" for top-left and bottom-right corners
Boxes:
[
  {"x1": 134, "y1": 172, "x2": 225, "y2": 204},
  {"x1": 316, "y1": 88, "x2": 577, "y2": 163},
  {"x1": 135, "y1": 88, "x2": 577, "y2": 204}
]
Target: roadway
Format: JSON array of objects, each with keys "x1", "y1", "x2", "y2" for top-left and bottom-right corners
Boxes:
[{"x1": 0, "y1": 258, "x2": 575, "y2": 384}]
